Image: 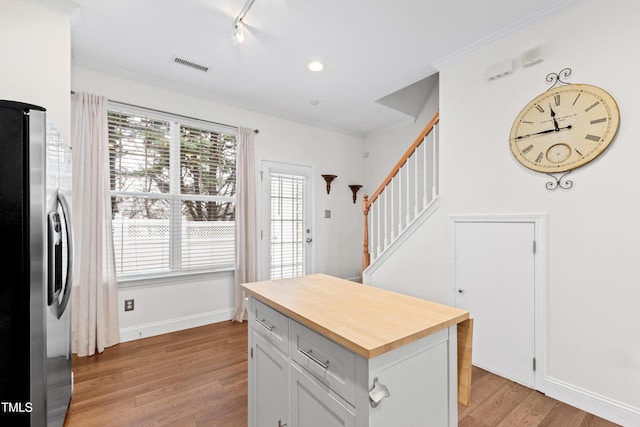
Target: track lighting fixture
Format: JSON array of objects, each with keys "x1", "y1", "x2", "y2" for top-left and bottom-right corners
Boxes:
[{"x1": 233, "y1": 0, "x2": 256, "y2": 43}]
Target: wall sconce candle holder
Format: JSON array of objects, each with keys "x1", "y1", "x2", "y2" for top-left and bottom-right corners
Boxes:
[
  {"x1": 321, "y1": 174, "x2": 337, "y2": 194},
  {"x1": 348, "y1": 185, "x2": 363, "y2": 203}
]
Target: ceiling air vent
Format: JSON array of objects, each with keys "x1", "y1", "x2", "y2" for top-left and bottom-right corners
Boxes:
[{"x1": 173, "y1": 56, "x2": 209, "y2": 73}]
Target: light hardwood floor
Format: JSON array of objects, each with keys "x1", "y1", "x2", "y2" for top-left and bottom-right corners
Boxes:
[{"x1": 63, "y1": 321, "x2": 620, "y2": 427}]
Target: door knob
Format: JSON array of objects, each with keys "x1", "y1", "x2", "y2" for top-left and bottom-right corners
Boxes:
[{"x1": 306, "y1": 237, "x2": 312, "y2": 243}]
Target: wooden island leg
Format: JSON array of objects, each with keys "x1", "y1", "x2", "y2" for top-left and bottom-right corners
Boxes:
[{"x1": 457, "y1": 318, "x2": 474, "y2": 407}]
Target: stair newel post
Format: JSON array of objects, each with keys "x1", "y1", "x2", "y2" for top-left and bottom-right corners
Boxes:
[{"x1": 362, "y1": 195, "x2": 371, "y2": 273}]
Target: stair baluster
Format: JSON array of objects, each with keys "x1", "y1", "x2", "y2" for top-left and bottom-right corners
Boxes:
[{"x1": 362, "y1": 112, "x2": 440, "y2": 272}]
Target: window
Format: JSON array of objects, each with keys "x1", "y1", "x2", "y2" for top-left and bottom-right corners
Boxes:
[
  {"x1": 108, "y1": 105, "x2": 237, "y2": 279},
  {"x1": 269, "y1": 172, "x2": 306, "y2": 279}
]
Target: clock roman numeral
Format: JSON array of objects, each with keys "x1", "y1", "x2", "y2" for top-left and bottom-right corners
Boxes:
[
  {"x1": 585, "y1": 134, "x2": 601, "y2": 142},
  {"x1": 522, "y1": 144, "x2": 534, "y2": 154},
  {"x1": 590, "y1": 118, "x2": 607, "y2": 125},
  {"x1": 535, "y1": 152, "x2": 544, "y2": 163},
  {"x1": 535, "y1": 104, "x2": 545, "y2": 113},
  {"x1": 554, "y1": 94, "x2": 561, "y2": 106}
]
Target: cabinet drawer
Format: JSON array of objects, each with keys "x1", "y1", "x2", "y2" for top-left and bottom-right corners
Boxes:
[
  {"x1": 290, "y1": 320, "x2": 356, "y2": 406},
  {"x1": 251, "y1": 298, "x2": 289, "y2": 355}
]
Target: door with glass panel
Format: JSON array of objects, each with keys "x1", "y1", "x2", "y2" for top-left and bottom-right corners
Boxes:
[{"x1": 261, "y1": 162, "x2": 313, "y2": 280}]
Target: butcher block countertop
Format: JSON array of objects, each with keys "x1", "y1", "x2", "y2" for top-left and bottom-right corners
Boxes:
[{"x1": 241, "y1": 273, "x2": 470, "y2": 359}]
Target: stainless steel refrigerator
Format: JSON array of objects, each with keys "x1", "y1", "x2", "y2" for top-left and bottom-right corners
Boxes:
[{"x1": 0, "y1": 100, "x2": 73, "y2": 426}]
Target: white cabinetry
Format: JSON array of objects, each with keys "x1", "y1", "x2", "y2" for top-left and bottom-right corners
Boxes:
[
  {"x1": 290, "y1": 364, "x2": 356, "y2": 427},
  {"x1": 290, "y1": 319, "x2": 356, "y2": 406},
  {"x1": 251, "y1": 331, "x2": 288, "y2": 427},
  {"x1": 249, "y1": 299, "x2": 289, "y2": 427},
  {"x1": 248, "y1": 296, "x2": 458, "y2": 427}
]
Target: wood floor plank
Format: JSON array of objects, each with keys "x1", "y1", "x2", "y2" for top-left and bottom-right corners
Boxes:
[
  {"x1": 458, "y1": 366, "x2": 511, "y2": 419},
  {"x1": 464, "y1": 380, "x2": 533, "y2": 425},
  {"x1": 496, "y1": 390, "x2": 557, "y2": 426},
  {"x1": 63, "y1": 321, "x2": 619, "y2": 427}
]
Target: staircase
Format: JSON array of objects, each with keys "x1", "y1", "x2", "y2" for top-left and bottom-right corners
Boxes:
[{"x1": 362, "y1": 112, "x2": 440, "y2": 274}]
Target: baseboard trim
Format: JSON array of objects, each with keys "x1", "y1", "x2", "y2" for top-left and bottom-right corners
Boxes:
[
  {"x1": 119, "y1": 308, "x2": 234, "y2": 342},
  {"x1": 545, "y1": 376, "x2": 640, "y2": 426}
]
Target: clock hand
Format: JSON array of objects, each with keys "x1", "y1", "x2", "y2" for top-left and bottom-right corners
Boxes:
[
  {"x1": 549, "y1": 104, "x2": 560, "y2": 131},
  {"x1": 512, "y1": 125, "x2": 572, "y2": 140}
]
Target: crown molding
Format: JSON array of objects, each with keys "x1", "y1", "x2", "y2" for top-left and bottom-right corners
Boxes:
[{"x1": 432, "y1": 0, "x2": 589, "y2": 71}]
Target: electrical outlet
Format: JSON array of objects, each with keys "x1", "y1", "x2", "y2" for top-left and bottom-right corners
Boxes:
[{"x1": 124, "y1": 299, "x2": 134, "y2": 311}]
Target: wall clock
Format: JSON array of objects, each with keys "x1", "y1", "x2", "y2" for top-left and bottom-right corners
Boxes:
[{"x1": 509, "y1": 69, "x2": 620, "y2": 189}]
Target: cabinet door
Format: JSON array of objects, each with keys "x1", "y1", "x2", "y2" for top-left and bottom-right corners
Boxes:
[
  {"x1": 251, "y1": 331, "x2": 289, "y2": 427},
  {"x1": 289, "y1": 364, "x2": 355, "y2": 427},
  {"x1": 369, "y1": 332, "x2": 450, "y2": 427}
]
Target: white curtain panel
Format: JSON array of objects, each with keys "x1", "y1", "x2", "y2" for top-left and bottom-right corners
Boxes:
[
  {"x1": 233, "y1": 127, "x2": 258, "y2": 321},
  {"x1": 70, "y1": 92, "x2": 120, "y2": 356}
]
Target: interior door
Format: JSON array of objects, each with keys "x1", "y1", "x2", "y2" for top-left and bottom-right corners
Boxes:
[
  {"x1": 453, "y1": 219, "x2": 536, "y2": 388},
  {"x1": 261, "y1": 161, "x2": 313, "y2": 280}
]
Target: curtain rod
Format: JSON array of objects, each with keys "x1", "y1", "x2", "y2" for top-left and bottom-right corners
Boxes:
[{"x1": 71, "y1": 90, "x2": 259, "y2": 134}]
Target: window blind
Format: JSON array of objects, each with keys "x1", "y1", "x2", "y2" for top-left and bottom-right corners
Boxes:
[
  {"x1": 108, "y1": 107, "x2": 237, "y2": 278},
  {"x1": 269, "y1": 172, "x2": 306, "y2": 279}
]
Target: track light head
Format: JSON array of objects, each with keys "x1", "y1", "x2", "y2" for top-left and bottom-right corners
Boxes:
[
  {"x1": 234, "y1": 21, "x2": 245, "y2": 43},
  {"x1": 232, "y1": 0, "x2": 256, "y2": 43}
]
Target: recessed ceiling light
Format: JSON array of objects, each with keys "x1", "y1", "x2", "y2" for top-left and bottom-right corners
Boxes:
[{"x1": 308, "y1": 61, "x2": 324, "y2": 72}]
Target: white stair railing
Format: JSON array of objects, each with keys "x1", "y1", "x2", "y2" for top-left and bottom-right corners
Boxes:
[{"x1": 362, "y1": 112, "x2": 439, "y2": 271}]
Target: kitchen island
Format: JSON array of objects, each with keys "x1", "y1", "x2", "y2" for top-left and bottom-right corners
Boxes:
[{"x1": 241, "y1": 273, "x2": 472, "y2": 427}]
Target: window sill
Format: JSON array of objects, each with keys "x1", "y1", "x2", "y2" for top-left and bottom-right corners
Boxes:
[{"x1": 117, "y1": 268, "x2": 234, "y2": 288}]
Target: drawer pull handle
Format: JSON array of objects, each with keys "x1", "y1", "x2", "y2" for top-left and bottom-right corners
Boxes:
[
  {"x1": 299, "y1": 348, "x2": 329, "y2": 370},
  {"x1": 256, "y1": 318, "x2": 274, "y2": 331}
]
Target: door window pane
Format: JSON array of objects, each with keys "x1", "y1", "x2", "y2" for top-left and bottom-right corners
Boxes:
[{"x1": 270, "y1": 173, "x2": 306, "y2": 279}]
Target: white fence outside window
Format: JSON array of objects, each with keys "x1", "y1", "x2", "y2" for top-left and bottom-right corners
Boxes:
[{"x1": 112, "y1": 218, "x2": 235, "y2": 276}]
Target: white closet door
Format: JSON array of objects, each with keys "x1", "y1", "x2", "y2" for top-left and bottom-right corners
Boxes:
[{"x1": 453, "y1": 220, "x2": 536, "y2": 388}]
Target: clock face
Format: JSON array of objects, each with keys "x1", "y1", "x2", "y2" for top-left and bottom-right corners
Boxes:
[{"x1": 510, "y1": 84, "x2": 620, "y2": 172}]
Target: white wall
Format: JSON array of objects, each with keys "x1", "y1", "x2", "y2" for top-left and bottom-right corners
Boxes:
[
  {"x1": 0, "y1": 0, "x2": 73, "y2": 140},
  {"x1": 364, "y1": 77, "x2": 440, "y2": 194},
  {"x1": 366, "y1": 0, "x2": 640, "y2": 424},
  {"x1": 71, "y1": 66, "x2": 365, "y2": 339}
]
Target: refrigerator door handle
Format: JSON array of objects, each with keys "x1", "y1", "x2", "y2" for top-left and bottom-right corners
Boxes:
[
  {"x1": 47, "y1": 211, "x2": 63, "y2": 305},
  {"x1": 56, "y1": 190, "x2": 73, "y2": 319}
]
